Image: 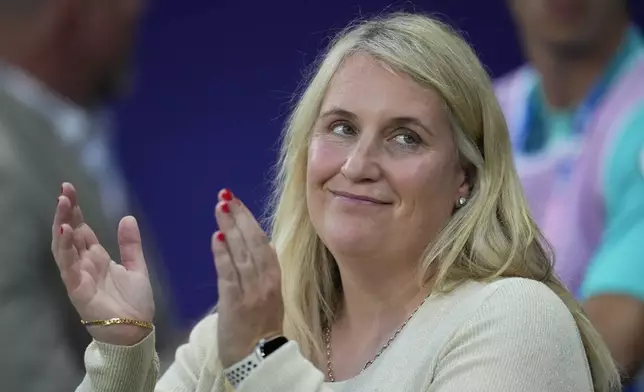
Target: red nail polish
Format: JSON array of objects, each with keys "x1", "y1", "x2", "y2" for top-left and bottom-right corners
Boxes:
[
  {"x1": 222, "y1": 189, "x2": 233, "y2": 201},
  {"x1": 221, "y1": 202, "x2": 230, "y2": 213},
  {"x1": 60, "y1": 226, "x2": 64, "y2": 234},
  {"x1": 216, "y1": 232, "x2": 225, "y2": 242}
]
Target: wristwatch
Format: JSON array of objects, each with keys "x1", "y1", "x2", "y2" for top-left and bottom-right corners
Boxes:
[
  {"x1": 256, "y1": 335, "x2": 289, "y2": 358},
  {"x1": 224, "y1": 335, "x2": 289, "y2": 388}
]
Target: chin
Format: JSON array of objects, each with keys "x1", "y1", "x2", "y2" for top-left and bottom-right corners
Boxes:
[
  {"x1": 320, "y1": 218, "x2": 384, "y2": 257},
  {"x1": 543, "y1": 28, "x2": 598, "y2": 56}
]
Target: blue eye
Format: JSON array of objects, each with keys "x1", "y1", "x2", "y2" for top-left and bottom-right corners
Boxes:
[
  {"x1": 331, "y1": 123, "x2": 356, "y2": 137},
  {"x1": 392, "y1": 132, "x2": 421, "y2": 147}
]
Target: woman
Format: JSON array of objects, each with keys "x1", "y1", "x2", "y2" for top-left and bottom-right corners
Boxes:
[{"x1": 52, "y1": 12, "x2": 620, "y2": 392}]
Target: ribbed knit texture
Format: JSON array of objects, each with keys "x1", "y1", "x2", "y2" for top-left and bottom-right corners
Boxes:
[{"x1": 76, "y1": 278, "x2": 594, "y2": 392}]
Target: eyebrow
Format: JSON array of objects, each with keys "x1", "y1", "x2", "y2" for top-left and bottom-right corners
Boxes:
[
  {"x1": 319, "y1": 107, "x2": 358, "y2": 121},
  {"x1": 319, "y1": 107, "x2": 434, "y2": 136}
]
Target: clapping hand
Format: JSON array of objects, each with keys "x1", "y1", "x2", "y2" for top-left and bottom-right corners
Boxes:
[
  {"x1": 52, "y1": 183, "x2": 155, "y2": 346},
  {"x1": 211, "y1": 189, "x2": 285, "y2": 368},
  {"x1": 52, "y1": 184, "x2": 284, "y2": 358}
]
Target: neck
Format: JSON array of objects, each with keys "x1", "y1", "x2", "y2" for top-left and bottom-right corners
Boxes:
[
  {"x1": 333, "y1": 254, "x2": 431, "y2": 334},
  {"x1": 528, "y1": 21, "x2": 630, "y2": 109}
]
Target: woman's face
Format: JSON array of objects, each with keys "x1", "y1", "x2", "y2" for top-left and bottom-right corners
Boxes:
[{"x1": 306, "y1": 53, "x2": 469, "y2": 262}]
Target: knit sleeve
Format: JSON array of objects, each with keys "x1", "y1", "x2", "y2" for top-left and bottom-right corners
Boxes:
[
  {"x1": 76, "y1": 314, "x2": 225, "y2": 392},
  {"x1": 235, "y1": 341, "x2": 337, "y2": 392},
  {"x1": 426, "y1": 279, "x2": 595, "y2": 392},
  {"x1": 76, "y1": 329, "x2": 159, "y2": 392}
]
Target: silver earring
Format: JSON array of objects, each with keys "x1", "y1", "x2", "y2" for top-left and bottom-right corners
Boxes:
[{"x1": 457, "y1": 197, "x2": 468, "y2": 208}]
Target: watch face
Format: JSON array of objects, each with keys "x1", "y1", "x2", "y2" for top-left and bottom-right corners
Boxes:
[{"x1": 261, "y1": 336, "x2": 289, "y2": 357}]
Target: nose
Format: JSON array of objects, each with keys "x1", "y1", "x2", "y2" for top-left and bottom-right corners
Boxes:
[{"x1": 341, "y1": 135, "x2": 382, "y2": 182}]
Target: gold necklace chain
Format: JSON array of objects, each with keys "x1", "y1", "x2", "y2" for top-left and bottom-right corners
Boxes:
[{"x1": 324, "y1": 294, "x2": 431, "y2": 382}]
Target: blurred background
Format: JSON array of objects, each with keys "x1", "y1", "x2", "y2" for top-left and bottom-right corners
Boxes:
[
  {"x1": 2, "y1": 0, "x2": 644, "y2": 390},
  {"x1": 116, "y1": 0, "x2": 644, "y2": 326}
]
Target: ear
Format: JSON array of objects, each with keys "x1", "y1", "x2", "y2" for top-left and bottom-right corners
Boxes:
[{"x1": 455, "y1": 164, "x2": 472, "y2": 201}]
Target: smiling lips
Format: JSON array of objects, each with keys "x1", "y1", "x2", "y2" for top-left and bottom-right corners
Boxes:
[{"x1": 330, "y1": 190, "x2": 391, "y2": 205}]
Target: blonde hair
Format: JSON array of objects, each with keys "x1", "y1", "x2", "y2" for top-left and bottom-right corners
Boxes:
[
  {"x1": 216, "y1": 12, "x2": 620, "y2": 392},
  {"x1": 261, "y1": 11, "x2": 621, "y2": 392}
]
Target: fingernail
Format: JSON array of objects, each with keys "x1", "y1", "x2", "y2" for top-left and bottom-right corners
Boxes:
[
  {"x1": 60, "y1": 226, "x2": 64, "y2": 234},
  {"x1": 222, "y1": 189, "x2": 233, "y2": 201},
  {"x1": 216, "y1": 231, "x2": 225, "y2": 242},
  {"x1": 221, "y1": 202, "x2": 230, "y2": 214}
]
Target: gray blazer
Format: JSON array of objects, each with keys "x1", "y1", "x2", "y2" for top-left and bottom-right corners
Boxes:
[{"x1": 0, "y1": 88, "x2": 179, "y2": 392}]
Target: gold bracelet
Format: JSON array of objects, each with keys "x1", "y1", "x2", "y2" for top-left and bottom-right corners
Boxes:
[{"x1": 81, "y1": 318, "x2": 153, "y2": 329}]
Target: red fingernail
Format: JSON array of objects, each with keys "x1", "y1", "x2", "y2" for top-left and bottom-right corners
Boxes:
[
  {"x1": 60, "y1": 226, "x2": 64, "y2": 234},
  {"x1": 216, "y1": 232, "x2": 225, "y2": 242},
  {"x1": 221, "y1": 202, "x2": 230, "y2": 213},
  {"x1": 222, "y1": 189, "x2": 233, "y2": 201}
]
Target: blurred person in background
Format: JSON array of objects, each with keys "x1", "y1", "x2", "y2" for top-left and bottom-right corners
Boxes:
[
  {"x1": 0, "y1": 0, "x2": 179, "y2": 391},
  {"x1": 496, "y1": 0, "x2": 644, "y2": 386}
]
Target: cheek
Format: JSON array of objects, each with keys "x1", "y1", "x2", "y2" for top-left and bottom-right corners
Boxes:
[
  {"x1": 394, "y1": 156, "x2": 459, "y2": 210},
  {"x1": 307, "y1": 136, "x2": 349, "y2": 186},
  {"x1": 307, "y1": 137, "x2": 348, "y2": 227},
  {"x1": 393, "y1": 165, "x2": 437, "y2": 206}
]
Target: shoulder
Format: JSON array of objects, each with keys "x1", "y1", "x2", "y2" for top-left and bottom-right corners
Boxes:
[
  {"x1": 430, "y1": 277, "x2": 580, "y2": 347},
  {"x1": 427, "y1": 281, "x2": 593, "y2": 390},
  {"x1": 0, "y1": 120, "x2": 53, "y2": 218},
  {"x1": 0, "y1": 123, "x2": 42, "y2": 216},
  {"x1": 602, "y1": 103, "x2": 644, "y2": 204},
  {"x1": 605, "y1": 102, "x2": 644, "y2": 171},
  {"x1": 0, "y1": 90, "x2": 45, "y2": 177},
  {"x1": 0, "y1": 89, "x2": 75, "y2": 213},
  {"x1": 449, "y1": 278, "x2": 579, "y2": 340},
  {"x1": 493, "y1": 66, "x2": 532, "y2": 103},
  {"x1": 581, "y1": 104, "x2": 644, "y2": 300},
  {"x1": 483, "y1": 277, "x2": 567, "y2": 304},
  {"x1": 480, "y1": 277, "x2": 574, "y2": 320},
  {"x1": 449, "y1": 278, "x2": 587, "y2": 367},
  {"x1": 0, "y1": 99, "x2": 25, "y2": 169},
  {"x1": 600, "y1": 55, "x2": 644, "y2": 184},
  {"x1": 492, "y1": 66, "x2": 535, "y2": 141},
  {"x1": 448, "y1": 277, "x2": 569, "y2": 310},
  {"x1": 493, "y1": 67, "x2": 525, "y2": 92}
]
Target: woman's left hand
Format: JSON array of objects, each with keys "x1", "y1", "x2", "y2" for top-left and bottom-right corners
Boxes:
[{"x1": 211, "y1": 189, "x2": 285, "y2": 368}]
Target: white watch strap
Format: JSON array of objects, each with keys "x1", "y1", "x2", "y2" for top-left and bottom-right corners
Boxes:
[{"x1": 224, "y1": 350, "x2": 262, "y2": 389}]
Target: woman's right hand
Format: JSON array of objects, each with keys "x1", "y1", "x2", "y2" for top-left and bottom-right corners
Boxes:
[{"x1": 51, "y1": 183, "x2": 155, "y2": 346}]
